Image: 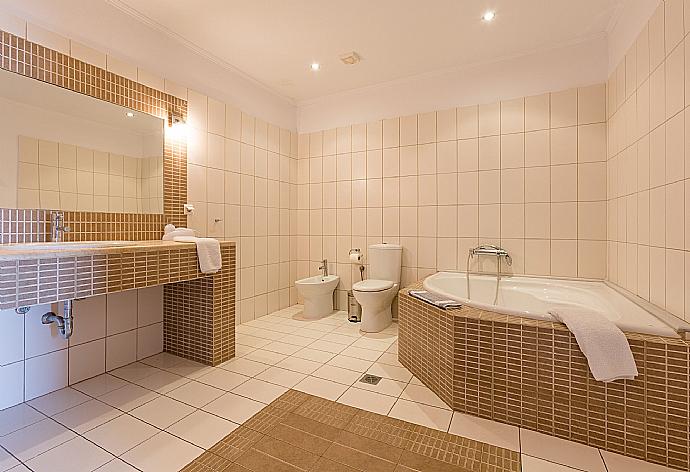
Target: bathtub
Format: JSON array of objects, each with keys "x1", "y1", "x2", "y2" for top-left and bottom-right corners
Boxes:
[{"x1": 423, "y1": 272, "x2": 678, "y2": 338}]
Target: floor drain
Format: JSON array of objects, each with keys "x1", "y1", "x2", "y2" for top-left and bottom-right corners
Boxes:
[{"x1": 359, "y1": 374, "x2": 382, "y2": 385}]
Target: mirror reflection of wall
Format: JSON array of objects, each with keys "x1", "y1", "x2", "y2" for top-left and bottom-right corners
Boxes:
[
  {"x1": 17, "y1": 137, "x2": 163, "y2": 213},
  {"x1": 0, "y1": 68, "x2": 164, "y2": 214}
]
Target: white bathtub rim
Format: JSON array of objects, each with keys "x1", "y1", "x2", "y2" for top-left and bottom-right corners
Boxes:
[{"x1": 422, "y1": 271, "x2": 683, "y2": 339}]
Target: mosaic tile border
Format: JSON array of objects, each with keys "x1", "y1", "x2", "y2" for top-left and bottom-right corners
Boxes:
[
  {"x1": 181, "y1": 389, "x2": 520, "y2": 472},
  {"x1": 0, "y1": 28, "x2": 187, "y2": 233},
  {"x1": 398, "y1": 285, "x2": 690, "y2": 471}
]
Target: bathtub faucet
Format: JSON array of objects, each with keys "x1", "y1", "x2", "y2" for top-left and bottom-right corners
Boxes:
[{"x1": 469, "y1": 245, "x2": 512, "y2": 266}]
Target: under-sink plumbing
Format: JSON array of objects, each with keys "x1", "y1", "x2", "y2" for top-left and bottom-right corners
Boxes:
[{"x1": 42, "y1": 299, "x2": 74, "y2": 339}]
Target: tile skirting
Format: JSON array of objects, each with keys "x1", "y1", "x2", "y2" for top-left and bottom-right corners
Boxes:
[
  {"x1": 398, "y1": 284, "x2": 690, "y2": 471},
  {"x1": 181, "y1": 389, "x2": 520, "y2": 472}
]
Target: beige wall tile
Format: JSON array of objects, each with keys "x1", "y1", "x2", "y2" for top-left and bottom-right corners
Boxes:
[
  {"x1": 479, "y1": 102, "x2": 500, "y2": 137},
  {"x1": 457, "y1": 106, "x2": 479, "y2": 139},
  {"x1": 550, "y1": 89, "x2": 577, "y2": 128}
]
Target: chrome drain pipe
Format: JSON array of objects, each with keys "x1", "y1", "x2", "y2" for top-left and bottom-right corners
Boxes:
[{"x1": 41, "y1": 299, "x2": 74, "y2": 339}]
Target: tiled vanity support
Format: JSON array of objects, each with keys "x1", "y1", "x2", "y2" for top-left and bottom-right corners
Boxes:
[
  {"x1": 164, "y1": 243, "x2": 236, "y2": 366},
  {"x1": 398, "y1": 286, "x2": 690, "y2": 471}
]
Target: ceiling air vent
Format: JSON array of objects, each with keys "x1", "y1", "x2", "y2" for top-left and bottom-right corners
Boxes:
[{"x1": 339, "y1": 52, "x2": 361, "y2": 65}]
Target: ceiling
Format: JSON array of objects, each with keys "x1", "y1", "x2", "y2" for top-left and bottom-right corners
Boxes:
[{"x1": 106, "y1": 0, "x2": 623, "y2": 103}]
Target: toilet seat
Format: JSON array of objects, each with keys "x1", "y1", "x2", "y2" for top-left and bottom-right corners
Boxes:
[{"x1": 352, "y1": 279, "x2": 394, "y2": 292}]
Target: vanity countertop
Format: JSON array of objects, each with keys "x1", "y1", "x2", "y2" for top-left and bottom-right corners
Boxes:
[{"x1": 0, "y1": 239, "x2": 234, "y2": 261}]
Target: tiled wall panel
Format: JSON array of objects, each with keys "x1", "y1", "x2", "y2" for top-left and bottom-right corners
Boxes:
[
  {"x1": 399, "y1": 290, "x2": 690, "y2": 470},
  {"x1": 296, "y1": 86, "x2": 608, "y2": 309},
  {"x1": 607, "y1": 0, "x2": 690, "y2": 324}
]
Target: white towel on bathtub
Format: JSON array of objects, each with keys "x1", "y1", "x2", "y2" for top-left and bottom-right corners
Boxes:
[
  {"x1": 547, "y1": 306, "x2": 638, "y2": 383},
  {"x1": 172, "y1": 236, "x2": 222, "y2": 274}
]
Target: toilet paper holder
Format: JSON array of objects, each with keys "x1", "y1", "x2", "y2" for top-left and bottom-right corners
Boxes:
[
  {"x1": 348, "y1": 248, "x2": 361, "y2": 255},
  {"x1": 349, "y1": 248, "x2": 363, "y2": 263}
]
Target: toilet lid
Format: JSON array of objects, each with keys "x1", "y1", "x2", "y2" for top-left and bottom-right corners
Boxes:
[{"x1": 353, "y1": 279, "x2": 394, "y2": 292}]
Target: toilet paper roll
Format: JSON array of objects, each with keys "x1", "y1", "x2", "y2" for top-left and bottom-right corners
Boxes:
[{"x1": 349, "y1": 253, "x2": 362, "y2": 263}]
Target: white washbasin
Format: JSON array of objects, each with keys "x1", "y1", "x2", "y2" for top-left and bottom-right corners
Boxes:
[{"x1": 1, "y1": 241, "x2": 136, "y2": 251}]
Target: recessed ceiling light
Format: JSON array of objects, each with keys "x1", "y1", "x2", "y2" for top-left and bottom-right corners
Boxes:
[
  {"x1": 125, "y1": 111, "x2": 134, "y2": 118},
  {"x1": 310, "y1": 62, "x2": 320, "y2": 71},
  {"x1": 482, "y1": 10, "x2": 496, "y2": 22}
]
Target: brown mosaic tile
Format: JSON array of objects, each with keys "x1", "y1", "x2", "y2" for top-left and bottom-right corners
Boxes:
[
  {"x1": 182, "y1": 390, "x2": 519, "y2": 472},
  {"x1": 398, "y1": 284, "x2": 690, "y2": 471}
]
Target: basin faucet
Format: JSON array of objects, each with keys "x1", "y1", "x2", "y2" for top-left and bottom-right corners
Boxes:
[
  {"x1": 318, "y1": 259, "x2": 328, "y2": 277},
  {"x1": 468, "y1": 244, "x2": 512, "y2": 266},
  {"x1": 50, "y1": 211, "x2": 71, "y2": 242}
]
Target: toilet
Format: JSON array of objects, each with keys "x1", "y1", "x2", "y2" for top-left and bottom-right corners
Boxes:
[{"x1": 352, "y1": 243, "x2": 402, "y2": 332}]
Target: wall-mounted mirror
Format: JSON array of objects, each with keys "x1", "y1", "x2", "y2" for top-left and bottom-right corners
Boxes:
[{"x1": 0, "y1": 68, "x2": 164, "y2": 214}]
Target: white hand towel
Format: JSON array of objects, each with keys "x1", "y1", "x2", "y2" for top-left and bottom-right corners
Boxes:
[
  {"x1": 162, "y1": 227, "x2": 196, "y2": 241},
  {"x1": 173, "y1": 236, "x2": 222, "y2": 274},
  {"x1": 548, "y1": 306, "x2": 639, "y2": 382}
]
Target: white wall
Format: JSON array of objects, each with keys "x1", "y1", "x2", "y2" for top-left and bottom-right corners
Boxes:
[
  {"x1": 607, "y1": 0, "x2": 662, "y2": 76},
  {"x1": 0, "y1": 287, "x2": 163, "y2": 410}
]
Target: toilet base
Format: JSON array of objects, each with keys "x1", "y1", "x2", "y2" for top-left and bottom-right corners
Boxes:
[{"x1": 360, "y1": 305, "x2": 392, "y2": 333}]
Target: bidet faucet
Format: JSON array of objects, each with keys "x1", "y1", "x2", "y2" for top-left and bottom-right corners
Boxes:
[
  {"x1": 318, "y1": 259, "x2": 328, "y2": 277},
  {"x1": 50, "y1": 211, "x2": 71, "y2": 242}
]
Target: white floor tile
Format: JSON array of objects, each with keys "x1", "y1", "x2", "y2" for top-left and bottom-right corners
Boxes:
[
  {"x1": 351, "y1": 337, "x2": 393, "y2": 351},
  {"x1": 0, "y1": 418, "x2": 76, "y2": 461},
  {"x1": 255, "y1": 366, "x2": 307, "y2": 388},
  {"x1": 84, "y1": 415, "x2": 158, "y2": 456},
  {"x1": 167, "y1": 410, "x2": 238, "y2": 449},
  {"x1": 400, "y1": 384, "x2": 449, "y2": 409},
  {"x1": 337, "y1": 387, "x2": 396, "y2": 415},
  {"x1": 312, "y1": 364, "x2": 362, "y2": 385},
  {"x1": 261, "y1": 341, "x2": 302, "y2": 355},
  {"x1": 601, "y1": 450, "x2": 678, "y2": 472},
  {"x1": 319, "y1": 332, "x2": 359, "y2": 345},
  {"x1": 72, "y1": 374, "x2": 128, "y2": 397},
  {"x1": 521, "y1": 455, "x2": 583, "y2": 471},
  {"x1": 0, "y1": 447, "x2": 20, "y2": 472},
  {"x1": 7, "y1": 466, "x2": 30, "y2": 472},
  {"x1": 25, "y1": 436, "x2": 113, "y2": 472},
  {"x1": 376, "y1": 352, "x2": 403, "y2": 367},
  {"x1": 27, "y1": 388, "x2": 91, "y2": 416},
  {"x1": 242, "y1": 349, "x2": 288, "y2": 365},
  {"x1": 236, "y1": 334, "x2": 272, "y2": 349},
  {"x1": 121, "y1": 432, "x2": 203, "y2": 472},
  {"x1": 388, "y1": 399, "x2": 452, "y2": 431},
  {"x1": 292, "y1": 348, "x2": 336, "y2": 363},
  {"x1": 130, "y1": 396, "x2": 195, "y2": 429},
  {"x1": 161, "y1": 359, "x2": 215, "y2": 379},
  {"x1": 232, "y1": 379, "x2": 288, "y2": 404},
  {"x1": 293, "y1": 376, "x2": 349, "y2": 401},
  {"x1": 166, "y1": 381, "x2": 225, "y2": 408},
  {"x1": 339, "y1": 345, "x2": 382, "y2": 361},
  {"x1": 235, "y1": 344, "x2": 256, "y2": 357},
  {"x1": 307, "y1": 340, "x2": 347, "y2": 354},
  {"x1": 109, "y1": 363, "x2": 160, "y2": 382},
  {"x1": 202, "y1": 393, "x2": 266, "y2": 424},
  {"x1": 219, "y1": 358, "x2": 270, "y2": 377},
  {"x1": 274, "y1": 356, "x2": 323, "y2": 374},
  {"x1": 326, "y1": 354, "x2": 374, "y2": 372},
  {"x1": 354, "y1": 377, "x2": 407, "y2": 397},
  {"x1": 0, "y1": 404, "x2": 46, "y2": 436},
  {"x1": 521, "y1": 429, "x2": 607, "y2": 472},
  {"x1": 366, "y1": 362, "x2": 413, "y2": 382},
  {"x1": 133, "y1": 369, "x2": 190, "y2": 393},
  {"x1": 98, "y1": 384, "x2": 160, "y2": 411},
  {"x1": 139, "y1": 353, "x2": 184, "y2": 369},
  {"x1": 280, "y1": 334, "x2": 315, "y2": 347},
  {"x1": 196, "y1": 369, "x2": 249, "y2": 391},
  {"x1": 448, "y1": 412, "x2": 520, "y2": 452},
  {"x1": 53, "y1": 399, "x2": 122, "y2": 434},
  {"x1": 93, "y1": 459, "x2": 139, "y2": 471}
]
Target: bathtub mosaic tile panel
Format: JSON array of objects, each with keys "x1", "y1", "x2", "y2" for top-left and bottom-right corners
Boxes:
[
  {"x1": 0, "y1": 28, "x2": 187, "y2": 231},
  {"x1": 398, "y1": 286, "x2": 690, "y2": 471},
  {"x1": 164, "y1": 243, "x2": 236, "y2": 366},
  {"x1": 181, "y1": 389, "x2": 520, "y2": 472}
]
